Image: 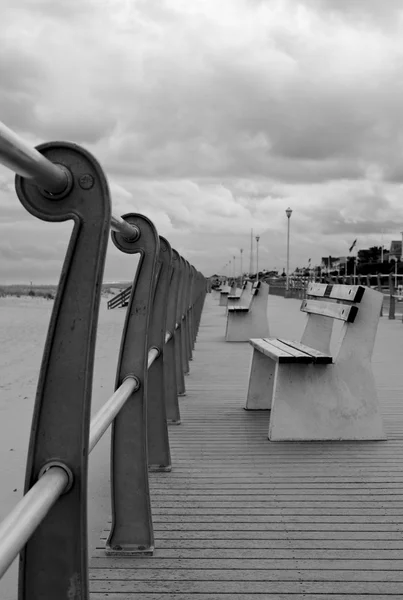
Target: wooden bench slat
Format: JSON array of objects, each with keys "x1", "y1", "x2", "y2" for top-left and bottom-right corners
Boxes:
[
  {"x1": 250, "y1": 338, "x2": 314, "y2": 363},
  {"x1": 301, "y1": 299, "x2": 358, "y2": 323},
  {"x1": 263, "y1": 338, "x2": 315, "y2": 362},
  {"x1": 276, "y1": 339, "x2": 333, "y2": 364},
  {"x1": 307, "y1": 283, "x2": 365, "y2": 303}
]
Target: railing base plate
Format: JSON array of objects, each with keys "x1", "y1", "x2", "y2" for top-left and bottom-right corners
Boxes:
[
  {"x1": 105, "y1": 545, "x2": 154, "y2": 556},
  {"x1": 148, "y1": 465, "x2": 172, "y2": 472}
]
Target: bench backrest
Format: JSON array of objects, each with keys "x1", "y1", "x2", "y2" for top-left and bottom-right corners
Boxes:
[
  {"x1": 301, "y1": 284, "x2": 366, "y2": 325},
  {"x1": 300, "y1": 283, "x2": 382, "y2": 359}
]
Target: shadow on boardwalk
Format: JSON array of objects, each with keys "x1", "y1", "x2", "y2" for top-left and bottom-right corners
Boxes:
[{"x1": 90, "y1": 292, "x2": 403, "y2": 599}]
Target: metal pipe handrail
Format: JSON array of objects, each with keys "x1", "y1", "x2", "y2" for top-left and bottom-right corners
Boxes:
[
  {"x1": 0, "y1": 121, "x2": 138, "y2": 241},
  {"x1": 147, "y1": 347, "x2": 160, "y2": 370},
  {"x1": 0, "y1": 466, "x2": 69, "y2": 579},
  {"x1": 0, "y1": 122, "x2": 68, "y2": 194},
  {"x1": 89, "y1": 377, "x2": 138, "y2": 452}
]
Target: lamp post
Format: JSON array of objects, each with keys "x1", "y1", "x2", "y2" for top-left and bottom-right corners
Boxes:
[
  {"x1": 285, "y1": 207, "x2": 292, "y2": 292},
  {"x1": 233, "y1": 255, "x2": 236, "y2": 279},
  {"x1": 255, "y1": 236, "x2": 260, "y2": 281},
  {"x1": 240, "y1": 248, "x2": 243, "y2": 281}
]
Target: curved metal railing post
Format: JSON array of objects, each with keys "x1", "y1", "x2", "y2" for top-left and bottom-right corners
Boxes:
[
  {"x1": 196, "y1": 272, "x2": 207, "y2": 336},
  {"x1": 181, "y1": 261, "x2": 191, "y2": 376},
  {"x1": 189, "y1": 266, "x2": 199, "y2": 352},
  {"x1": 175, "y1": 257, "x2": 186, "y2": 396},
  {"x1": 14, "y1": 142, "x2": 111, "y2": 600},
  {"x1": 186, "y1": 265, "x2": 195, "y2": 362},
  {"x1": 107, "y1": 214, "x2": 159, "y2": 555},
  {"x1": 147, "y1": 236, "x2": 173, "y2": 471},
  {"x1": 164, "y1": 249, "x2": 181, "y2": 424}
]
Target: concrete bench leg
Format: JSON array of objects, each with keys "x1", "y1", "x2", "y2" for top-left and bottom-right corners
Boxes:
[
  {"x1": 245, "y1": 349, "x2": 275, "y2": 410},
  {"x1": 219, "y1": 294, "x2": 228, "y2": 306},
  {"x1": 225, "y1": 310, "x2": 270, "y2": 342},
  {"x1": 269, "y1": 361, "x2": 386, "y2": 441}
]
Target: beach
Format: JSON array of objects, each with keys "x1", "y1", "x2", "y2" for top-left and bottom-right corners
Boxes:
[{"x1": 0, "y1": 295, "x2": 124, "y2": 600}]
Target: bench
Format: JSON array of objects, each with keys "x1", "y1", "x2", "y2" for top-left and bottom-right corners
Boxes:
[
  {"x1": 227, "y1": 281, "x2": 253, "y2": 309},
  {"x1": 245, "y1": 283, "x2": 386, "y2": 441},
  {"x1": 225, "y1": 281, "x2": 270, "y2": 342},
  {"x1": 219, "y1": 284, "x2": 231, "y2": 306}
]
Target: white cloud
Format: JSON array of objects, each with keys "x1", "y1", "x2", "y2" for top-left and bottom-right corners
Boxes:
[{"x1": 0, "y1": 0, "x2": 402, "y2": 280}]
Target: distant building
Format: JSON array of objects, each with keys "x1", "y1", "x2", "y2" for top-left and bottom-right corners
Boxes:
[
  {"x1": 321, "y1": 256, "x2": 346, "y2": 270},
  {"x1": 389, "y1": 241, "x2": 402, "y2": 262}
]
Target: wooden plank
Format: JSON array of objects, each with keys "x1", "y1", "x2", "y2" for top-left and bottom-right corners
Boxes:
[
  {"x1": 263, "y1": 337, "x2": 317, "y2": 362},
  {"x1": 102, "y1": 529, "x2": 403, "y2": 539},
  {"x1": 91, "y1": 557, "x2": 403, "y2": 570},
  {"x1": 307, "y1": 283, "x2": 365, "y2": 303},
  {"x1": 91, "y1": 594, "x2": 403, "y2": 600},
  {"x1": 276, "y1": 338, "x2": 333, "y2": 364},
  {"x1": 90, "y1": 580, "x2": 403, "y2": 594},
  {"x1": 92, "y1": 547, "x2": 403, "y2": 559},
  {"x1": 249, "y1": 338, "x2": 312, "y2": 363},
  {"x1": 301, "y1": 298, "x2": 358, "y2": 322},
  {"x1": 90, "y1": 568, "x2": 403, "y2": 582},
  {"x1": 97, "y1": 538, "x2": 403, "y2": 550}
]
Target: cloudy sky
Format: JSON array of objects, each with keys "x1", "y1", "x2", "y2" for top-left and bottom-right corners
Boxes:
[{"x1": 1, "y1": 0, "x2": 403, "y2": 282}]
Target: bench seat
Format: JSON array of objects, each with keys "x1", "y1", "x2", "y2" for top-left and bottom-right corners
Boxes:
[
  {"x1": 250, "y1": 338, "x2": 332, "y2": 364},
  {"x1": 228, "y1": 305, "x2": 250, "y2": 312}
]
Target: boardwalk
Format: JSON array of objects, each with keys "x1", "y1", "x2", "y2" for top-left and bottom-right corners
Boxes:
[{"x1": 90, "y1": 292, "x2": 403, "y2": 599}]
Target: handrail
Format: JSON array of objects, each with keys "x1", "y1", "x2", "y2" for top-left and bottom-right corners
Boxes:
[
  {"x1": 0, "y1": 120, "x2": 208, "y2": 598},
  {"x1": 0, "y1": 120, "x2": 138, "y2": 241},
  {"x1": 0, "y1": 467, "x2": 69, "y2": 578}
]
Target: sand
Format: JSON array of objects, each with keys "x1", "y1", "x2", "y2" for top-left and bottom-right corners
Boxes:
[{"x1": 0, "y1": 295, "x2": 125, "y2": 600}]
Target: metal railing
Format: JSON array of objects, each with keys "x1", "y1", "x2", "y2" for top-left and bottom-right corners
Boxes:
[
  {"x1": 107, "y1": 285, "x2": 132, "y2": 309},
  {"x1": 0, "y1": 121, "x2": 207, "y2": 599}
]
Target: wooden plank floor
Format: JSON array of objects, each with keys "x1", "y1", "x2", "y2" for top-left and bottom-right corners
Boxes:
[{"x1": 90, "y1": 291, "x2": 403, "y2": 599}]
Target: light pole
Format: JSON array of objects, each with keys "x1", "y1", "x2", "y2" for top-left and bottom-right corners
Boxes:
[
  {"x1": 255, "y1": 236, "x2": 260, "y2": 281},
  {"x1": 285, "y1": 207, "x2": 292, "y2": 292},
  {"x1": 233, "y1": 255, "x2": 236, "y2": 279},
  {"x1": 240, "y1": 248, "x2": 243, "y2": 281}
]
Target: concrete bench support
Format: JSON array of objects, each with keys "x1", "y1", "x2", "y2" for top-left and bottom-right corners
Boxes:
[
  {"x1": 225, "y1": 282, "x2": 270, "y2": 342},
  {"x1": 245, "y1": 284, "x2": 386, "y2": 441},
  {"x1": 227, "y1": 281, "x2": 253, "y2": 309},
  {"x1": 219, "y1": 285, "x2": 230, "y2": 306}
]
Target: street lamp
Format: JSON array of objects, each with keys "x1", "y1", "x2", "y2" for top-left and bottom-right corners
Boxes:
[
  {"x1": 233, "y1": 255, "x2": 236, "y2": 279},
  {"x1": 285, "y1": 207, "x2": 292, "y2": 292},
  {"x1": 240, "y1": 248, "x2": 243, "y2": 281},
  {"x1": 255, "y1": 236, "x2": 260, "y2": 281}
]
